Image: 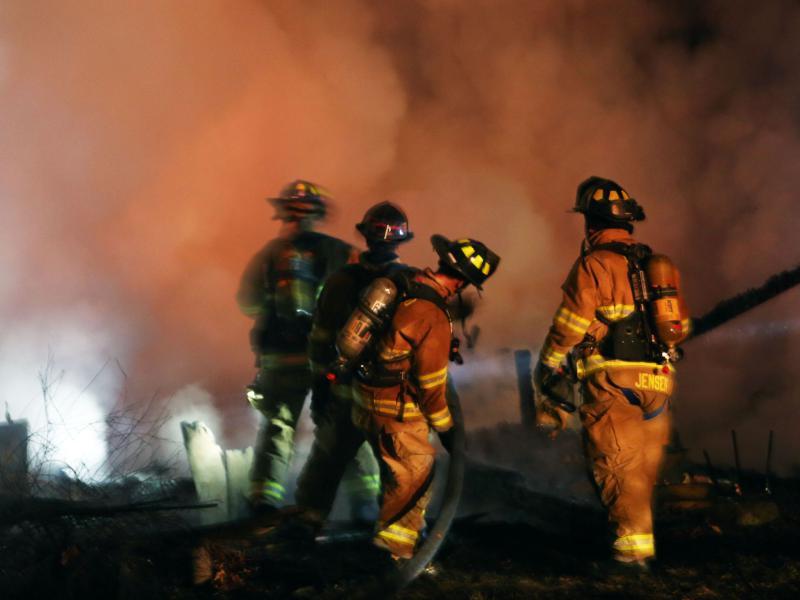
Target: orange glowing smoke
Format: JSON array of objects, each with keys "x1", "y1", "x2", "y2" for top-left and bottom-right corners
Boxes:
[{"x1": 1, "y1": 1, "x2": 799, "y2": 470}]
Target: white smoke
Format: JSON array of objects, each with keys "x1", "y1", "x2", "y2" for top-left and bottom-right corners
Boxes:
[{"x1": 0, "y1": 311, "x2": 123, "y2": 480}]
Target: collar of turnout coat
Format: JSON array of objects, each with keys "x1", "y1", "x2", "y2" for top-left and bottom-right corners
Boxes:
[{"x1": 584, "y1": 228, "x2": 637, "y2": 252}]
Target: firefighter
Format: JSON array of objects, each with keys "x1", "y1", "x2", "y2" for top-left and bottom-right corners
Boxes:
[
  {"x1": 236, "y1": 180, "x2": 357, "y2": 513},
  {"x1": 353, "y1": 235, "x2": 500, "y2": 561},
  {"x1": 534, "y1": 176, "x2": 690, "y2": 569},
  {"x1": 295, "y1": 201, "x2": 415, "y2": 524}
]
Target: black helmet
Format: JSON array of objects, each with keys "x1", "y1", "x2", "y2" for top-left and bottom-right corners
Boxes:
[
  {"x1": 431, "y1": 234, "x2": 500, "y2": 290},
  {"x1": 574, "y1": 176, "x2": 645, "y2": 223},
  {"x1": 356, "y1": 201, "x2": 413, "y2": 244},
  {"x1": 269, "y1": 179, "x2": 329, "y2": 221}
]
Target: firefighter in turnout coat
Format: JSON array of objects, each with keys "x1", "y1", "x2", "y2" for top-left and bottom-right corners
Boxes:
[
  {"x1": 353, "y1": 235, "x2": 500, "y2": 560},
  {"x1": 237, "y1": 180, "x2": 357, "y2": 512},
  {"x1": 534, "y1": 177, "x2": 690, "y2": 568},
  {"x1": 295, "y1": 202, "x2": 415, "y2": 523}
]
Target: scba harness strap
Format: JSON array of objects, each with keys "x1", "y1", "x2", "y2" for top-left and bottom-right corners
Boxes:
[
  {"x1": 356, "y1": 275, "x2": 460, "y2": 388},
  {"x1": 582, "y1": 241, "x2": 666, "y2": 363}
]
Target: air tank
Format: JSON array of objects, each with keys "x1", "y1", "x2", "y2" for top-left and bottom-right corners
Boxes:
[
  {"x1": 332, "y1": 277, "x2": 398, "y2": 375},
  {"x1": 646, "y1": 254, "x2": 684, "y2": 346}
]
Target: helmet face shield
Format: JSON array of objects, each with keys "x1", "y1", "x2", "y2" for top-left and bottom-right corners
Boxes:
[
  {"x1": 574, "y1": 176, "x2": 645, "y2": 223},
  {"x1": 356, "y1": 201, "x2": 413, "y2": 243}
]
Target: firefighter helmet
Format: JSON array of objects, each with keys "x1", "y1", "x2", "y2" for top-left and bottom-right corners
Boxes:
[
  {"x1": 269, "y1": 180, "x2": 329, "y2": 221},
  {"x1": 431, "y1": 234, "x2": 500, "y2": 290},
  {"x1": 574, "y1": 176, "x2": 645, "y2": 223},
  {"x1": 356, "y1": 201, "x2": 413, "y2": 244}
]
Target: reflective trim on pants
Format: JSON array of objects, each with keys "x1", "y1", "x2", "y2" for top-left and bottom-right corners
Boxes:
[
  {"x1": 613, "y1": 533, "x2": 655, "y2": 560},
  {"x1": 375, "y1": 522, "x2": 419, "y2": 549}
]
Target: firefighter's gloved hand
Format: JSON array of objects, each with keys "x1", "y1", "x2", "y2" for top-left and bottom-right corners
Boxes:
[
  {"x1": 533, "y1": 361, "x2": 574, "y2": 407},
  {"x1": 245, "y1": 373, "x2": 265, "y2": 409},
  {"x1": 535, "y1": 398, "x2": 571, "y2": 439},
  {"x1": 533, "y1": 361, "x2": 573, "y2": 439},
  {"x1": 438, "y1": 428, "x2": 455, "y2": 454}
]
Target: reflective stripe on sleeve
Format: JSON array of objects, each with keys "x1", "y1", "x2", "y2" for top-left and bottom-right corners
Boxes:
[
  {"x1": 239, "y1": 304, "x2": 263, "y2": 317},
  {"x1": 418, "y1": 366, "x2": 448, "y2": 390},
  {"x1": 553, "y1": 304, "x2": 592, "y2": 336},
  {"x1": 427, "y1": 406, "x2": 453, "y2": 430},
  {"x1": 540, "y1": 343, "x2": 566, "y2": 369}
]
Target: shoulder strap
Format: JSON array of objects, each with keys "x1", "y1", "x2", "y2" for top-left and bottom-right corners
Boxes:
[
  {"x1": 404, "y1": 280, "x2": 451, "y2": 321},
  {"x1": 584, "y1": 241, "x2": 652, "y2": 265}
]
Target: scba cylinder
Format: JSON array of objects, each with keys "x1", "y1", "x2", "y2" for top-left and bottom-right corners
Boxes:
[
  {"x1": 335, "y1": 277, "x2": 398, "y2": 369},
  {"x1": 646, "y1": 254, "x2": 684, "y2": 346}
]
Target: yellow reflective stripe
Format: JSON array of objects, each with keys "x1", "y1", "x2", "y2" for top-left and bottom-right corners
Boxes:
[
  {"x1": 388, "y1": 523, "x2": 418, "y2": 537},
  {"x1": 240, "y1": 304, "x2": 263, "y2": 317},
  {"x1": 428, "y1": 407, "x2": 450, "y2": 421},
  {"x1": 419, "y1": 366, "x2": 448, "y2": 390},
  {"x1": 419, "y1": 367, "x2": 448, "y2": 382},
  {"x1": 431, "y1": 414, "x2": 453, "y2": 429},
  {"x1": 461, "y1": 245, "x2": 475, "y2": 258},
  {"x1": 540, "y1": 344, "x2": 566, "y2": 369},
  {"x1": 554, "y1": 305, "x2": 591, "y2": 335},
  {"x1": 420, "y1": 377, "x2": 447, "y2": 390},
  {"x1": 353, "y1": 394, "x2": 425, "y2": 420},
  {"x1": 428, "y1": 406, "x2": 453, "y2": 428},
  {"x1": 613, "y1": 533, "x2": 655, "y2": 553},
  {"x1": 376, "y1": 530, "x2": 417, "y2": 546},
  {"x1": 378, "y1": 345, "x2": 412, "y2": 361},
  {"x1": 576, "y1": 357, "x2": 675, "y2": 379},
  {"x1": 260, "y1": 480, "x2": 285, "y2": 501},
  {"x1": 596, "y1": 304, "x2": 635, "y2": 321},
  {"x1": 361, "y1": 474, "x2": 381, "y2": 491}
]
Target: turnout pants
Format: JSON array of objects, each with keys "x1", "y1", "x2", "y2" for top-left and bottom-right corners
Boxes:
[
  {"x1": 580, "y1": 367, "x2": 673, "y2": 563},
  {"x1": 295, "y1": 387, "x2": 381, "y2": 521},
  {"x1": 249, "y1": 353, "x2": 312, "y2": 508},
  {"x1": 352, "y1": 406, "x2": 435, "y2": 559}
]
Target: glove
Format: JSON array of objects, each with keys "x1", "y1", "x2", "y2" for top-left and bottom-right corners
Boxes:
[
  {"x1": 438, "y1": 428, "x2": 455, "y2": 454},
  {"x1": 533, "y1": 361, "x2": 573, "y2": 439},
  {"x1": 245, "y1": 372, "x2": 265, "y2": 409},
  {"x1": 535, "y1": 397, "x2": 571, "y2": 439}
]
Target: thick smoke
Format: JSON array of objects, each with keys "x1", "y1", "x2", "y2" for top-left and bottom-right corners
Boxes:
[{"x1": 1, "y1": 1, "x2": 799, "y2": 475}]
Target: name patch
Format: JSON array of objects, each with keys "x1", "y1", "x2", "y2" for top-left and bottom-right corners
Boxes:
[{"x1": 634, "y1": 372, "x2": 669, "y2": 393}]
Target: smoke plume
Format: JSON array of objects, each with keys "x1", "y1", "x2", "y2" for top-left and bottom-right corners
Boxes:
[{"x1": 1, "y1": 1, "x2": 799, "y2": 474}]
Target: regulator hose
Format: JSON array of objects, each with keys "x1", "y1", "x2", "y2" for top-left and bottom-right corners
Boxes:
[{"x1": 354, "y1": 379, "x2": 466, "y2": 599}]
